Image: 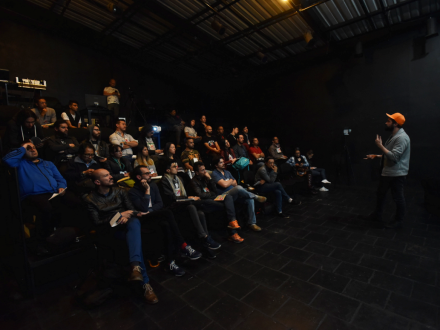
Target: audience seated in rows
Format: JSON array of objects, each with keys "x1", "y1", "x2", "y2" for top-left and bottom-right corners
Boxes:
[
  {"x1": 84, "y1": 125, "x2": 109, "y2": 162},
  {"x1": 31, "y1": 97, "x2": 56, "y2": 128},
  {"x1": 202, "y1": 126, "x2": 221, "y2": 168},
  {"x1": 61, "y1": 100, "x2": 85, "y2": 129},
  {"x1": 85, "y1": 168, "x2": 158, "y2": 304},
  {"x1": 109, "y1": 119, "x2": 138, "y2": 161},
  {"x1": 107, "y1": 144, "x2": 133, "y2": 181},
  {"x1": 255, "y1": 156, "x2": 300, "y2": 218},
  {"x1": 128, "y1": 166, "x2": 202, "y2": 276},
  {"x1": 181, "y1": 138, "x2": 201, "y2": 172},
  {"x1": 160, "y1": 160, "x2": 221, "y2": 251},
  {"x1": 3, "y1": 109, "x2": 44, "y2": 153},
  {"x1": 211, "y1": 157, "x2": 266, "y2": 232},
  {"x1": 134, "y1": 145, "x2": 157, "y2": 177},
  {"x1": 46, "y1": 120, "x2": 80, "y2": 167},
  {"x1": 166, "y1": 109, "x2": 185, "y2": 147},
  {"x1": 191, "y1": 162, "x2": 244, "y2": 244}
]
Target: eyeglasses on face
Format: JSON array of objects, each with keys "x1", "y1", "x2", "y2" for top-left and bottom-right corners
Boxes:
[{"x1": 83, "y1": 153, "x2": 95, "y2": 157}]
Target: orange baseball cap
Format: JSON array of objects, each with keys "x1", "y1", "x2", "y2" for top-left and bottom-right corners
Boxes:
[{"x1": 386, "y1": 113, "x2": 405, "y2": 126}]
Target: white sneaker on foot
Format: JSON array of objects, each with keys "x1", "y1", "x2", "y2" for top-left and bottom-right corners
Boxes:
[
  {"x1": 321, "y1": 179, "x2": 331, "y2": 184},
  {"x1": 319, "y1": 187, "x2": 329, "y2": 192}
]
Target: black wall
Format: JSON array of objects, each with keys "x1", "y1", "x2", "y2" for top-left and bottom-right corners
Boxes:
[{"x1": 230, "y1": 29, "x2": 440, "y2": 187}]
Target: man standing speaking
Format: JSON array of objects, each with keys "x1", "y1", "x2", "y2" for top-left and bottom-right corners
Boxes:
[{"x1": 366, "y1": 113, "x2": 410, "y2": 228}]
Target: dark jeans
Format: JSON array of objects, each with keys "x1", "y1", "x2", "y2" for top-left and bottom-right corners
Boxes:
[
  {"x1": 186, "y1": 204, "x2": 208, "y2": 238},
  {"x1": 199, "y1": 197, "x2": 237, "y2": 234},
  {"x1": 376, "y1": 176, "x2": 406, "y2": 223},
  {"x1": 171, "y1": 124, "x2": 183, "y2": 145},
  {"x1": 24, "y1": 190, "x2": 82, "y2": 243},
  {"x1": 311, "y1": 168, "x2": 327, "y2": 180},
  {"x1": 141, "y1": 209, "x2": 185, "y2": 261},
  {"x1": 256, "y1": 182, "x2": 290, "y2": 213}
]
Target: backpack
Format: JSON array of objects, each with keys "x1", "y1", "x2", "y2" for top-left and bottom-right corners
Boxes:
[{"x1": 232, "y1": 158, "x2": 250, "y2": 183}]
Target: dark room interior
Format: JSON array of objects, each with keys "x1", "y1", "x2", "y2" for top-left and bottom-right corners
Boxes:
[{"x1": 1, "y1": 0, "x2": 439, "y2": 329}]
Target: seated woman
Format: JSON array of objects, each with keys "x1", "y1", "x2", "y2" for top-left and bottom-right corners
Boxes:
[
  {"x1": 138, "y1": 125, "x2": 163, "y2": 163},
  {"x1": 184, "y1": 119, "x2": 202, "y2": 145},
  {"x1": 134, "y1": 145, "x2": 158, "y2": 177},
  {"x1": 220, "y1": 139, "x2": 238, "y2": 180},
  {"x1": 107, "y1": 144, "x2": 133, "y2": 182}
]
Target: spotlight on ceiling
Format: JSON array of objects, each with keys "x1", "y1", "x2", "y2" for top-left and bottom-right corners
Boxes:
[
  {"x1": 211, "y1": 18, "x2": 226, "y2": 36},
  {"x1": 355, "y1": 41, "x2": 363, "y2": 57},
  {"x1": 426, "y1": 17, "x2": 438, "y2": 38},
  {"x1": 257, "y1": 52, "x2": 268, "y2": 63},
  {"x1": 304, "y1": 30, "x2": 316, "y2": 48},
  {"x1": 107, "y1": 1, "x2": 123, "y2": 15}
]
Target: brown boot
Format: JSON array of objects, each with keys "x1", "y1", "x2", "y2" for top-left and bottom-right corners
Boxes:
[
  {"x1": 143, "y1": 283, "x2": 159, "y2": 304},
  {"x1": 128, "y1": 265, "x2": 144, "y2": 282}
]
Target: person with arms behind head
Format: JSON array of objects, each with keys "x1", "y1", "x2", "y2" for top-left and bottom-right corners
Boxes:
[
  {"x1": 3, "y1": 109, "x2": 44, "y2": 152},
  {"x1": 365, "y1": 113, "x2": 410, "y2": 229},
  {"x1": 85, "y1": 168, "x2": 158, "y2": 304}
]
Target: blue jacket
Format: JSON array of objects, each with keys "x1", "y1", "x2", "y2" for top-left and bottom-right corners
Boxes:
[
  {"x1": 2, "y1": 147, "x2": 67, "y2": 200},
  {"x1": 128, "y1": 182, "x2": 163, "y2": 213}
]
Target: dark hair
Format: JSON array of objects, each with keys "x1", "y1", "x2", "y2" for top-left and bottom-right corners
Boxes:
[
  {"x1": 68, "y1": 100, "x2": 79, "y2": 106},
  {"x1": 79, "y1": 142, "x2": 95, "y2": 155},
  {"x1": 169, "y1": 108, "x2": 176, "y2": 113},
  {"x1": 35, "y1": 96, "x2": 46, "y2": 105},
  {"x1": 390, "y1": 118, "x2": 402, "y2": 129},
  {"x1": 164, "y1": 158, "x2": 177, "y2": 171},
  {"x1": 265, "y1": 156, "x2": 275, "y2": 163},
  {"x1": 231, "y1": 126, "x2": 239, "y2": 130},
  {"x1": 212, "y1": 156, "x2": 224, "y2": 167},
  {"x1": 109, "y1": 78, "x2": 116, "y2": 82},
  {"x1": 237, "y1": 134, "x2": 244, "y2": 139},
  {"x1": 139, "y1": 124, "x2": 154, "y2": 142},
  {"x1": 115, "y1": 119, "x2": 126, "y2": 126},
  {"x1": 54, "y1": 119, "x2": 68, "y2": 129},
  {"x1": 109, "y1": 144, "x2": 122, "y2": 154},
  {"x1": 185, "y1": 137, "x2": 194, "y2": 144},
  {"x1": 252, "y1": 137, "x2": 258, "y2": 143},
  {"x1": 131, "y1": 165, "x2": 149, "y2": 182},
  {"x1": 187, "y1": 119, "x2": 196, "y2": 128},
  {"x1": 164, "y1": 142, "x2": 175, "y2": 159},
  {"x1": 295, "y1": 147, "x2": 300, "y2": 151},
  {"x1": 14, "y1": 109, "x2": 37, "y2": 125},
  {"x1": 306, "y1": 149, "x2": 313, "y2": 155},
  {"x1": 193, "y1": 162, "x2": 205, "y2": 173}
]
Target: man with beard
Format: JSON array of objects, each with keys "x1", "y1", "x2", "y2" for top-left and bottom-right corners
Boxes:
[
  {"x1": 2, "y1": 142, "x2": 73, "y2": 255},
  {"x1": 84, "y1": 125, "x2": 109, "y2": 163},
  {"x1": 31, "y1": 97, "x2": 57, "y2": 128},
  {"x1": 268, "y1": 136, "x2": 288, "y2": 165},
  {"x1": 46, "y1": 120, "x2": 80, "y2": 166},
  {"x1": 202, "y1": 125, "x2": 221, "y2": 168},
  {"x1": 365, "y1": 113, "x2": 410, "y2": 228},
  {"x1": 109, "y1": 119, "x2": 138, "y2": 162},
  {"x1": 129, "y1": 165, "x2": 202, "y2": 276},
  {"x1": 85, "y1": 169, "x2": 159, "y2": 304}
]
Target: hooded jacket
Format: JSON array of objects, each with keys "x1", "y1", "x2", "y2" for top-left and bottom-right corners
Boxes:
[
  {"x1": 84, "y1": 125, "x2": 109, "y2": 160},
  {"x1": 3, "y1": 120, "x2": 44, "y2": 152},
  {"x1": 2, "y1": 146, "x2": 67, "y2": 199},
  {"x1": 46, "y1": 133, "x2": 80, "y2": 164}
]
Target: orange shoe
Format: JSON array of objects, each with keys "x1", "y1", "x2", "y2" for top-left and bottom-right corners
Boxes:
[
  {"x1": 228, "y1": 220, "x2": 241, "y2": 229},
  {"x1": 228, "y1": 233, "x2": 244, "y2": 244}
]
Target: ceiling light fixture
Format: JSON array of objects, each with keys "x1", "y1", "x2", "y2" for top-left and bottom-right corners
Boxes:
[{"x1": 304, "y1": 30, "x2": 316, "y2": 48}]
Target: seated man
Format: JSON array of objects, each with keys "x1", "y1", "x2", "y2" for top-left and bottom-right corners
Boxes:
[
  {"x1": 232, "y1": 134, "x2": 253, "y2": 164},
  {"x1": 46, "y1": 120, "x2": 80, "y2": 166},
  {"x1": 306, "y1": 149, "x2": 331, "y2": 190},
  {"x1": 31, "y1": 97, "x2": 56, "y2": 128},
  {"x1": 287, "y1": 148, "x2": 317, "y2": 194},
  {"x1": 61, "y1": 100, "x2": 85, "y2": 129},
  {"x1": 181, "y1": 138, "x2": 201, "y2": 172},
  {"x1": 216, "y1": 126, "x2": 226, "y2": 146},
  {"x1": 255, "y1": 157, "x2": 301, "y2": 218},
  {"x1": 227, "y1": 126, "x2": 239, "y2": 147},
  {"x1": 139, "y1": 125, "x2": 163, "y2": 162},
  {"x1": 85, "y1": 169, "x2": 158, "y2": 304},
  {"x1": 160, "y1": 160, "x2": 221, "y2": 250},
  {"x1": 191, "y1": 162, "x2": 244, "y2": 243},
  {"x1": 109, "y1": 119, "x2": 138, "y2": 162},
  {"x1": 249, "y1": 137, "x2": 265, "y2": 164},
  {"x1": 211, "y1": 157, "x2": 266, "y2": 232},
  {"x1": 166, "y1": 109, "x2": 185, "y2": 148},
  {"x1": 84, "y1": 125, "x2": 109, "y2": 164},
  {"x1": 242, "y1": 126, "x2": 252, "y2": 146},
  {"x1": 3, "y1": 109, "x2": 44, "y2": 153},
  {"x1": 129, "y1": 165, "x2": 202, "y2": 276},
  {"x1": 202, "y1": 126, "x2": 221, "y2": 168},
  {"x1": 268, "y1": 136, "x2": 288, "y2": 164},
  {"x1": 64, "y1": 143, "x2": 103, "y2": 195},
  {"x1": 2, "y1": 143, "x2": 76, "y2": 254}
]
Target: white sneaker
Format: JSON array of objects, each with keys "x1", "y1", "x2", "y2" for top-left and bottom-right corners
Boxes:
[
  {"x1": 319, "y1": 187, "x2": 329, "y2": 192},
  {"x1": 321, "y1": 179, "x2": 331, "y2": 184}
]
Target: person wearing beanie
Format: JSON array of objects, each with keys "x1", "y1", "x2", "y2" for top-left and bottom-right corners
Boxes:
[{"x1": 365, "y1": 113, "x2": 410, "y2": 228}]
